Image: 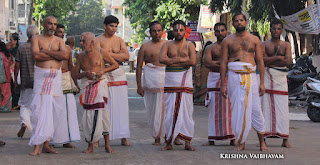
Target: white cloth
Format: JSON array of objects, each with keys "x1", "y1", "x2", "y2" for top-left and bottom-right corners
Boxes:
[
  {"x1": 261, "y1": 67, "x2": 289, "y2": 139},
  {"x1": 63, "y1": 93, "x2": 81, "y2": 143},
  {"x1": 19, "y1": 88, "x2": 33, "y2": 131},
  {"x1": 164, "y1": 67, "x2": 194, "y2": 144},
  {"x1": 29, "y1": 66, "x2": 68, "y2": 145},
  {"x1": 143, "y1": 63, "x2": 166, "y2": 139},
  {"x1": 205, "y1": 72, "x2": 234, "y2": 141},
  {"x1": 129, "y1": 51, "x2": 135, "y2": 61},
  {"x1": 105, "y1": 66, "x2": 130, "y2": 140},
  {"x1": 80, "y1": 77, "x2": 110, "y2": 143},
  {"x1": 227, "y1": 62, "x2": 265, "y2": 144}
]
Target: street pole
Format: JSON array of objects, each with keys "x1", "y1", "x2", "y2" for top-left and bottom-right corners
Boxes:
[{"x1": 122, "y1": 6, "x2": 125, "y2": 40}]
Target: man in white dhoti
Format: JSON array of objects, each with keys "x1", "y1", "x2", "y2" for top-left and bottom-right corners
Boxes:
[
  {"x1": 159, "y1": 20, "x2": 196, "y2": 151},
  {"x1": 261, "y1": 19, "x2": 292, "y2": 148},
  {"x1": 29, "y1": 16, "x2": 69, "y2": 156},
  {"x1": 54, "y1": 24, "x2": 81, "y2": 148},
  {"x1": 95, "y1": 15, "x2": 130, "y2": 146},
  {"x1": 203, "y1": 23, "x2": 235, "y2": 146},
  {"x1": 75, "y1": 32, "x2": 118, "y2": 153},
  {"x1": 136, "y1": 21, "x2": 166, "y2": 145},
  {"x1": 220, "y1": 13, "x2": 268, "y2": 151},
  {"x1": 14, "y1": 25, "x2": 39, "y2": 138}
]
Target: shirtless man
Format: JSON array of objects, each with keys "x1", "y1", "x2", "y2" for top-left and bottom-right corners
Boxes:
[
  {"x1": 54, "y1": 24, "x2": 81, "y2": 148},
  {"x1": 203, "y1": 22, "x2": 235, "y2": 146},
  {"x1": 220, "y1": 13, "x2": 268, "y2": 151},
  {"x1": 95, "y1": 15, "x2": 130, "y2": 146},
  {"x1": 29, "y1": 16, "x2": 68, "y2": 156},
  {"x1": 159, "y1": 20, "x2": 196, "y2": 151},
  {"x1": 261, "y1": 19, "x2": 292, "y2": 148},
  {"x1": 75, "y1": 32, "x2": 118, "y2": 153},
  {"x1": 136, "y1": 21, "x2": 166, "y2": 145}
]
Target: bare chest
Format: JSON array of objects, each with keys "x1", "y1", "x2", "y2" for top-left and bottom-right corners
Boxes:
[
  {"x1": 167, "y1": 44, "x2": 189, "y2": 58},
  {"x1": 81, "y1": 55, "x2": 103, "y2": 71},
  {"x1": 211, "y1": 45, "x2": 222, "y2": 61},
  {"x1": 229, "y1": 39, "x2": 255, "y2": 54},
  {"x1": 265, "y1": 44, "x2": 285, "y2": 56},
  {"x1": 39, "y1": 38, "x2": 59, "y2": 51},
  {"x1": 100, "y1": 39, "x2": 121, "y2": 53}
]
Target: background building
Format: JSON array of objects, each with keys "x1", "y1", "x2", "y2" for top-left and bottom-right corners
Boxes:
[{"x1": 104, "y1": 0, "x2": 133, "y2": 44}]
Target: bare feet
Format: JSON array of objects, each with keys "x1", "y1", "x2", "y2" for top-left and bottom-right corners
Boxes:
[
  {"x1": 105, "y1": 146, "x2": 114, "y2": 153},
  {"x1": 17, "y1": 124, "x2": 27, "y2": 138},
  {"x1": 42, "y1": 145, "x2": 58, "y2": 154},
  {"x1": 202, "y1": 141, "x2": 215, "y2": 146},
  {"x1": 185, "y1": 142, "x2": 196, "y2": 151},
  {"x1": 121, "y1": 138, "x2": 131, "y2": 146},
  {"x1": 93, "y1": 141, "x2": 99, "y2": 148},
  {"x1": 174, "y1": 138, "x2": 183, "y2": 145},
  {"x1": 83, "y1": 143, "x2": 94, "y2": 153},
  {"x1": 230, "y1": 140, "x2": 236, "y2": 146},
  {"x1": 160, "y1": 144, "x2": 173, "y2": 151},
  {"x1": 260, "y1": 142, "x2": 268, "y2": 152},
  {"x1": 152, "y1": 138, "x2": 161, "y2": 145},
  {"x1": 0, "y1": 140, "x2": 5, "y2": 146},
  {"x1": 281, "y1": 139, "x2": 291, "y2": 148},
  {"x1": 63, "y1": 143, "x2": 76, "y2": 148},
  {"x1": 234, "y1": 143, "x2": 245, "y2": 151},
  {"x1": 29, "y1": 145, "x2": 40, "y2": 156}
]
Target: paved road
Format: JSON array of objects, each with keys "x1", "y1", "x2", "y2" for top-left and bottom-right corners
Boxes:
[{"x1": 1, "y1": 64, "x2": 319, "y2": 165}]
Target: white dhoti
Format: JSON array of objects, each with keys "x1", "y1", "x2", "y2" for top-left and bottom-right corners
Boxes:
[
  {"x1": 164, "y1": 67, "x2": 194, "y2": 144},
  {"x1": 205, "y1": 72, "x2": 234, "y2": 141},
  {"x1": 105, "y1": 65, "x2": 130, "y2": 140},
  {"x1": 227, "y1": 62, "x2": 265, "y2": 144},
  {"x1": 261, "y1": 67, "x2": 289, "y2": 139},
  {"x1": 29, "y1": 66, "x2": 68, "y2": 145},
  {"x1": 19, "y1": 88, "x2": 33, "y2": 131},
  {"x1": 60, "y1": 71, "x2": 81, "y2": 143},
  {"x1": 143, "y1": 63, "x2": 165, "y2": 139},
  {"x1": 80, "y1": 77, "x2": 110, "y2": 143}
]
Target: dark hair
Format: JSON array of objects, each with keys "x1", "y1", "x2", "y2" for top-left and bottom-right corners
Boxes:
[
  {"x1": 270, "y1": 19, "x2": 283, "y2": 29},
  {"x1": 232, "y1": 13, "x2": 247, "y2": 22},
  {"x1": 0, "y1": 41, "x2": 11, "y2": 58},
  {"x1": 214, "y1": 22, "x2": 227, "y2": 30},
  {"x1": 149, "y1": 21, "x2": 163, "y2": 30},
  {"x1": 104, "y1": 15, "x2": 119, "y2": 25},
  {"x1": 172, "y1": 20, "x2": 186, "y2": 28},
  {"x1": 167, "y1": 30, "x2": 174, "y2": 40},
  {"x1": 201, "y1": 41, "x2": 213, "y2": 58},
  {"x1": 11, "y1": 33, "x2": 19, "y2": 47},
  {"x1": 57, "y1": 24, "x2": 65, "y2": 29}
]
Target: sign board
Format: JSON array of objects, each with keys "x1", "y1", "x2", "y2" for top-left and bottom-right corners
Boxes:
[
  {"x1": 197, "y1": 4, "x2": 216, "y2": 33},
  {"x1": 276, "y1": 4, "x2": 320, "y2": 34},
  {"x1": 18, "y1": 25, "x2": 28, "y2": 43}
]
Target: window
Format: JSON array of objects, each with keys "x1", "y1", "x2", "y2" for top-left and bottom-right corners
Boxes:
[
  {"x1": 18, "y1": 4, "x2": 25, "y2": 18},
  {"x1": 115, "y1": 8, "x2": 118, "y2": 15}
]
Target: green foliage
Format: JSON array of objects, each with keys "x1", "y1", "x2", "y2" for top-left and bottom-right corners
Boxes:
[
  {"x1": 123, "y1": 0, "x2": 207, "y2": 44},
  {"x1": 33, "y1": 0, "x2": 79, "y2": 25},
  {"x1": 210, "y1": 0, "x2": 308, "y2": 37},
  {"x1": 67, "y1": 0, "x2": 105, "y2": 47}
]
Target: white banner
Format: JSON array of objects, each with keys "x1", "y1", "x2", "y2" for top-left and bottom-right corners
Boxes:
[{"x1": 276, "y1": 4, "x2": 320, "y2": 34}]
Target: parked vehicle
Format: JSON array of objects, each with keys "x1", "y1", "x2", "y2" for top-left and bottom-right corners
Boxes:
[
  {"x1": 305, "y1": 77, "x2": 320, "y2": 122},
  {"x1": 288, "y1": 55, "x2": 317, "y2": 100}
]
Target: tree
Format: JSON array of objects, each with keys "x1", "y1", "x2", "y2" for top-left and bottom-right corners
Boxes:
[
  {"x1": 33, "y1": 0, "x2": 79, "y2": 25},
  {"x1": 210, "y1": 0, "x2": 308, "y2": 35},
  {"x1": 210, "y1": 0, "x2": 309, "y2": 56},
  {"x1": 67, "y1": 0, "x2": 105, "y2": 47},
  {"x1": 123, "y1": 0, "x2": 208, "y2": 44}
]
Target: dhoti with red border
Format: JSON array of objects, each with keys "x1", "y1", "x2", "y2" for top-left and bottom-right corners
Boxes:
[
  {"x1": 105, "y1": 66, "x2": 130, "y2": 140},
  {"x1": 261, "y1": 67, "x2": 289, "y2": 139},
  {"x1": 164, "y1": 67, "x2": 194, "y2": 144},
  {"x1": 205, "y1": 72, "x2": 234, "y2": 141}
]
